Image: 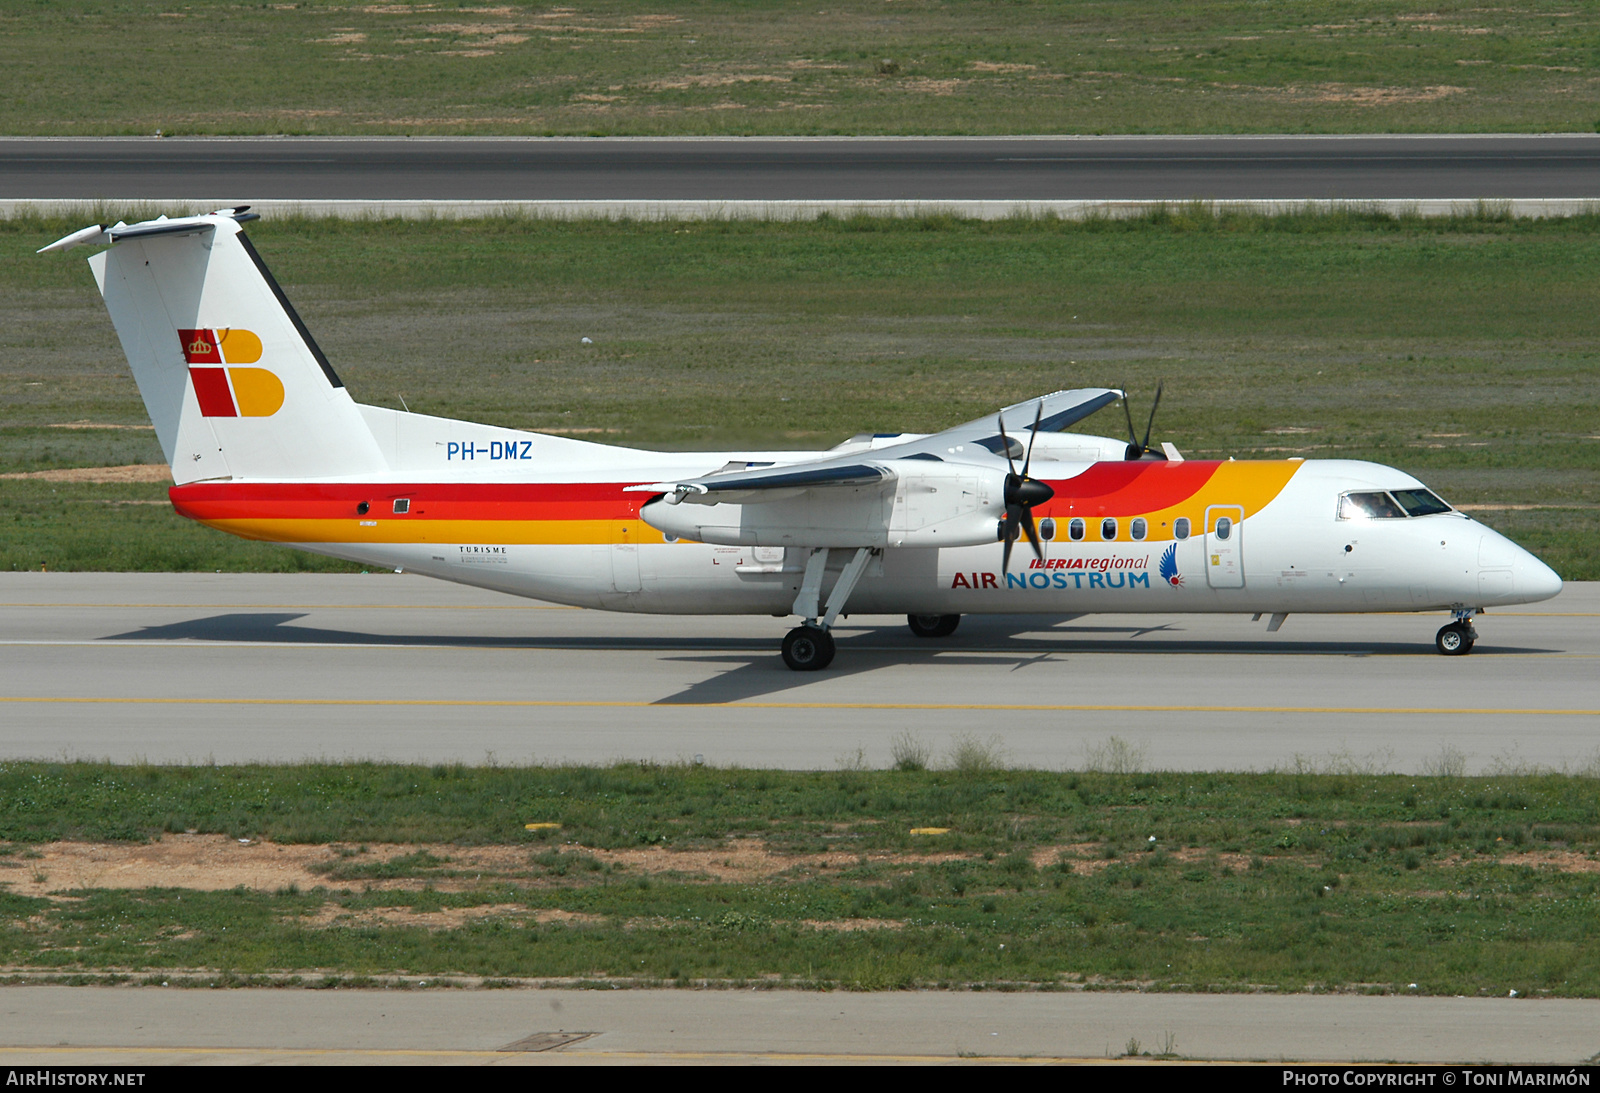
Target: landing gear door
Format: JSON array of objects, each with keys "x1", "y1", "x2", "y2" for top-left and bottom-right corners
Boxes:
[{"x1": 1204, "y1": 505, "x2": 1244, "y2": 589}]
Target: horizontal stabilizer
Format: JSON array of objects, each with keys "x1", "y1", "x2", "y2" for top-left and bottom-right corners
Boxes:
[{"x1": 38, "y1": 209, "x2": 258, "y2": 254}]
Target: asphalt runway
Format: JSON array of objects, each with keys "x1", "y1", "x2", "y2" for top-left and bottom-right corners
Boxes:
[
  {"x1": 4, "y1": 135, "x2": 1600, "y2": 201},
  {"x1": 1, "y1": 573, "x2": 1593, "y2": 772},
  {"x1": 1, "y1": 986, "x2": 1596, "y2": 1064}
]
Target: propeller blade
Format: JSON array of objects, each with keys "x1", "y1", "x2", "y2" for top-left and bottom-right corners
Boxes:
[
  {"x1": 1141, "y1": 380, "x2": 1164, "y2": 453},
  {"x1": 1121, "y1": 387, "x2": 1143, "y2": 460},
  {"x1": 1001, "y1": 516, "x2": 1016, "y2": 573},
  {"x1": 997, "y1": 411, "x2": 1018, "y2": 476},
  {"x1": 1021, "y1": 509, "x2": 1044, "y2": 562},
  {"x1": 1022, "y1": 400, "x2": 1043, "y2": 479}
]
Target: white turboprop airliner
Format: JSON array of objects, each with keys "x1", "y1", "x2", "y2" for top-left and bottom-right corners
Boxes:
[{"x1": 42, "y1": 209, "x2": 1563, "y2": 669}]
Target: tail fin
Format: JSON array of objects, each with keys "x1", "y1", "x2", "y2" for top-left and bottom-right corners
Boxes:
[{"x1": 44, "y1": 210, "x2": 387, "y2": 484}]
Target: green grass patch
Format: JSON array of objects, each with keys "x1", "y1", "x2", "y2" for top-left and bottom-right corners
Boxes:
[
  {"x1": 4, "y1": 1, "x2": 1600, "y2": 135},
  {"x1": 4, "y1": 210, "x2": 1597, "y2": 575},
  {"x1": 2, "y1": 761, "x2": 1599, "y2": 994},
  {"x1": 0, "y1": 480, "x2": 362, "y2": 574}
]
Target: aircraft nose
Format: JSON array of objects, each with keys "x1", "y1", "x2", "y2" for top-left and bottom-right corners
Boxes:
[{"x1": 1515, "y1": 549, "x2": 1563, "y2": 603}]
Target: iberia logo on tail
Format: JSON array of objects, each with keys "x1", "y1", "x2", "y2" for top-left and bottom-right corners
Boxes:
[{"x1": 179, "y1": 329, "x2": 284, "y2": 417}]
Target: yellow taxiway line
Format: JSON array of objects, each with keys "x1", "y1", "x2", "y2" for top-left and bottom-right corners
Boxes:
[{"x1": 2, "y1": 696, "x2": 1596, "y2": 716}]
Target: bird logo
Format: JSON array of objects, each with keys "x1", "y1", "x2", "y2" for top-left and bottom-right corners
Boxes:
[{"x1": 1159, "y1": 542, "x2": 1183, "y2": 587}]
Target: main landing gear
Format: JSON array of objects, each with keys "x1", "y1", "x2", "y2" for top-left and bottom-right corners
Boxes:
[
  {"x1": 907, "y1": 614, "x2": 961, "y2": 638},
  {"x1": 1435, "y1": 607, "x2": 1480, "y2": 656},
  {"x1": 780, "y1": 546, "x2": 877, "y2": 672},
  {"x1": 781, "y1": 625, "x2": 835, "y2": 671}
]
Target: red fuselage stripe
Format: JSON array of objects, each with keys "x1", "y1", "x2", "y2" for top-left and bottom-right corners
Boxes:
[{"x1": 169, "y1": 461, "x2": 1231, "y2": 523}]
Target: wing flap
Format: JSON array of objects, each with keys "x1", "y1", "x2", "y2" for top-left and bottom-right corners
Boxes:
[{"x1": 627, "y1": 461, "x2": 890, "y2": 505}]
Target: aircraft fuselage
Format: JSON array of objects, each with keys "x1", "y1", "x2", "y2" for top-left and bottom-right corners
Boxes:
[{"x1": 168, "y1": 454, "x2": 1560, "y2": 619}]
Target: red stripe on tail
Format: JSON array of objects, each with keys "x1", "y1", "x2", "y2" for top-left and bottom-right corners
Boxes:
[{"x1": 189, "y1": 367, "x2": 238, "y2": 417}]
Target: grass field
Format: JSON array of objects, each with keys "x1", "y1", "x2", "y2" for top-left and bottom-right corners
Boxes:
[
  {"x1": 2, "y1": 209, "x2": 1596, "y2": 576},
  {"x1": 3, "y1": 1, "x2": 1599, "y2": 136},
  {"x1": 2, "y1": 760, "x2": 1597, "y2": 993}
]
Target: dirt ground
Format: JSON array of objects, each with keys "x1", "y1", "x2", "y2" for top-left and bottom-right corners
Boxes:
[
  {"x1": 0, "y1": 464, "x2": 169, "y2": 483},
  {"x1": 0, "y1": 835, "x2": 1036, "y2": 896},
  {"x1": 4, "y1": 836, "x2": 1589, "y2": 902}
]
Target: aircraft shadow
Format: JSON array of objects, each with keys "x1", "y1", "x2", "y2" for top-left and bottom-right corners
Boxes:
[
  {"x1": 101, "y1": 612, "x2": 768, "y2": 651},
  {"x1": 652, "y1": 629, "x2": 1555, "y2": 705},
  {"x1": 99, "y1": 612, "x2": 1554, "y2": 707}
]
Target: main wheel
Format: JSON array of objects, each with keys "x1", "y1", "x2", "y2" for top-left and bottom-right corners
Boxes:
[
  {"x1": 907, "y1": 614, "x2": 961, "y2": 638},
  {"x1": 782, "y1": 626, "x2": 836, "y2": 671},
  {"x1": 1436, "y1": 622, "x2": 1474, "y2": 656}
]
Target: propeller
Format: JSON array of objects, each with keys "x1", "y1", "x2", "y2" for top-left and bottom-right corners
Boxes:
[
  {"x1": 997, "y1": 402, "x2": 1055, "y2": 574},
  {"x1": 1121, "y1": 381, "x2": 1168, "y2": 461}
]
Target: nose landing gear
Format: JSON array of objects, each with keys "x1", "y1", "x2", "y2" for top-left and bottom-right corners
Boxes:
[{"x1": 1435, "y1": 607, "x2": 1479, "y2": 656}]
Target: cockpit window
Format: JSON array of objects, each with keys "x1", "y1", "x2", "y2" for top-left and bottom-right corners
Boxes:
[
  {"x1": 1391, "y1": 489, "x2": 1452, "y2": 517},
  {"x1": 1339, "y1": 491, "x2": 1407, "y2": 520}
]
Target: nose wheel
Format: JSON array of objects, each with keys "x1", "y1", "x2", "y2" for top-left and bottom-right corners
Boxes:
[
  {"x1": 782, "y1": 625, "x2": 836, "y2": 671},
  {"x1": 1436, "y1": 621, "x2": 1477, "y2": 656}
]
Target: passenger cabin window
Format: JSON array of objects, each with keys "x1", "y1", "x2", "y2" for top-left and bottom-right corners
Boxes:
[
  {"x1": 1039, "y1": 517, "x2": 1056, "y2": 541},
  {"x1": 1174, "y1": 517, "x2": 1190, "y2": 540},
  {"x1": 1068, "y1": 518, "x2": 1086, "y2": 541},
  {"x1": 1340, "y1": 491, "x2": 1408, "y2": 520},
  {"x1": 1215, "y1": 516, "x2": 1232, "y2": 540},
  {"x1": 1101, "y1": 517, "x2": 1118, "y2": 541},
  {"x1": 392, "y1": 498, "x2": 410, "y2": 514},
  {"x1": 1130, "y1": 517, "x2": 1147, "y2": 541}
]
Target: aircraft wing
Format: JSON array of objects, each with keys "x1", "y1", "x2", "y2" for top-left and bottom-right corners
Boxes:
[
  {"x1": 871, "y1": 387, "x2": 1122, "y2": 460},
  {"x1": 625, "y1": 387, "x2": 1121, "y2": 505}
]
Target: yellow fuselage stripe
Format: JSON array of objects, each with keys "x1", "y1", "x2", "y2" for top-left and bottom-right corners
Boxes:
[{"x1": 198, "y1": 517, "x2": 650, "y2": 545}]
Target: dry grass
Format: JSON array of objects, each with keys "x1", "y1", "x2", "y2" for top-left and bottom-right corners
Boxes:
[{"x1": 3, "y1": 1, "x2": 1599, "y2": 135}]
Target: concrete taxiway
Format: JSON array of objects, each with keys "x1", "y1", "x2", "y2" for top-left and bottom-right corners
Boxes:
[
  {"x1": 1, "y1": 987, "x2": 1597, "y2": 1065},
  {"x1": 0, "y1": 573, "x2": 1593, "y2": 773}
]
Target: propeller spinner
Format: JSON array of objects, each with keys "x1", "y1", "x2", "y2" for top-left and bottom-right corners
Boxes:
[{"x1": 997, "y1": 402, "x2": 1054, "y2": 574}]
